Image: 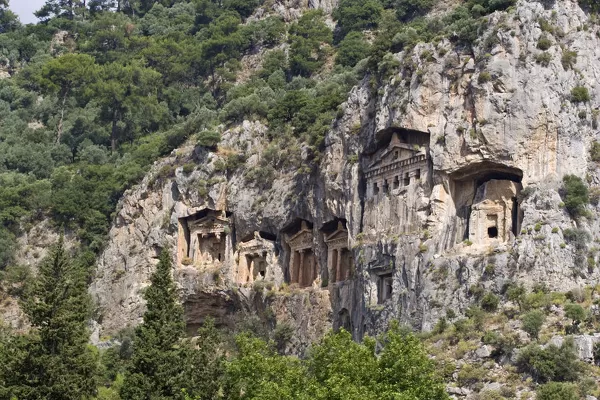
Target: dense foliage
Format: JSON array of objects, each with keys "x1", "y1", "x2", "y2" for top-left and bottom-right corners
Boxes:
[
  {"x1": 0, "y1": 0, "x2": 527, "y2": 272},
  {"x1": 0, "y1": 243, "x2": 449, "y2": 398},
  {"x1": 0, "y1": 237, "x2": 97, "y2": 399}
]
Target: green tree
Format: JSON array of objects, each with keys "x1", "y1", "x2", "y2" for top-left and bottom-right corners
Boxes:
[
  {"x1": 521, "y1": 309, "x2": 546, "y2": 339},
  {"x1": 336, "y1": 31, "x2": 370, "y2": 67},
  {"x1": 562, "y1": 174, "x2": 589, "y2": 218},
  {"x1": 333, "y1": 0, "x2": 383, "y2": 40},
  {"x1": 395, "y1": 0, "x2": 437, "y2": 22},
  {"x1": 183, "y1": 318, "x2": 226, "y2": 400},
  {"x1": 288, "y1": 10, "x2": 332, "y2": 77},
  {"x1": 377, "y1": 323, "x2": 449, "y2": 399},
  {"x1": 89, "y1": 61, "x2": 164, "y2": 151},
  {"x1": 564, "y1": 303, "x2": 586, "y2": 333},
  {"x1": 0, "y1": 0, "x2": 19, "y2": 33},
  {"x1": 537, "y1": 382, "x2": 580, "y2": 400},
  {"x1": 516, "y1": 338, "x2": 582, "y2": 383},
  {"x1": 224, "y1": 333, "x2": 311, "y2": 400},
  {"x1": 0, "y1": 236, "x2": 97, "y2": 399},
  {"x1": 35, "y1": 0, "x2": 85, "y2": 20},
  {"x1": 121, "y1": 249, "x2": 188, "y2": 400},
  {"x1": 36, "y1": 53, "x2": 97, "y2": 143}
]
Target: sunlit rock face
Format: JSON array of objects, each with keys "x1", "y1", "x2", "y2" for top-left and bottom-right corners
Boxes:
[{"x1": 89, "y1": 0, "x2": 600, "y2": 353}]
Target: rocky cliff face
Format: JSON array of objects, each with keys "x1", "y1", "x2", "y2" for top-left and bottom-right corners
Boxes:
[{"x1": 90, "y1": 0, "x2": 600, "y2": 355}]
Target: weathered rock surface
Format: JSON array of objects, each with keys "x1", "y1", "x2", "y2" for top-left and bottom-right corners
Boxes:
[{"x1": 88, "y1": 0, "x2": 600, "y2": 353}]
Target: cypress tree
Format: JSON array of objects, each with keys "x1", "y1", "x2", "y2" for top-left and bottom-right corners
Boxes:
[
  {"x1": 121, "y1": 249, "x2": 187, "y2": 400},
  {"x1": 0, "y1": 236, "x2": 97, "y2": 399}
]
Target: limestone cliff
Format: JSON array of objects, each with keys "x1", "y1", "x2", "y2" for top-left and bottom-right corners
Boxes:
[{"x1": 90, "y1": 0, "x2": 600, "y2": 356}]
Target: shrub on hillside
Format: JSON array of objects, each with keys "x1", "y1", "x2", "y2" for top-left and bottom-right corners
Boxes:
[
  {"x1": 564, "y1": 303, "x2": 586, "y2": 333},
  {"x1": 516, "y1": 338, "x2": 583, "y2": 383},
  {"x1": 395, "y1": 0, "x2": 438, "y2": 22},
  {"x1": 481, "y1": 292, "x2": 499, "y2": 312},
  {"x1": 333, "y1": 0, "x2": 383, "y2": 39},
  {"x1": 563, "y1": 228, "x2": 591, "y2": 250},
  {"x1": 571, "y1": 86, "x2": 591, "y2": 103},
  {"x1": 561, "y1": 175, "x2": 589, "y2": 218},
  {"x1": 336, "y1": 31, "x2": 370, "y2": 67},
  {"x1": 537, "y1": 35, "x2": 552, "y2": 50},
  {"x1": 536, "y1": 382, "x2": 579, "y2": 400},
  {"x1": 196, "y1": 130, "x2": 221, "y2": 148},
  {"x1": 521, "y1": 310, "x2": 545, "y2": 339},
  {"x1": 591, "y1": 141, "x2": 600, "y2": 162}
]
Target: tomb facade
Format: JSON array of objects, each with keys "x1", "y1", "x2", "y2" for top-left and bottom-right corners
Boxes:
[
  {"x1": 323, "y1": 221, "x2": 353, "y2": 283},
  {"x1": 235, "y1": 232, "x2": 277, "y2": 284},
  {"x1": 365, "y1": 130, "x2": 429, "y2": 199},
  {"x1": 177, "y1": 209, "x2": 231, "y2": 268},
  {"x1": 285, "y1": 220, "x2": 318, "y2": 287},
  {"x1": 378, "y1": 273, "x2": 393, "y2": 304},
  {"x1": 468, "y1": 179, "x2": 520, "y2": 246}
]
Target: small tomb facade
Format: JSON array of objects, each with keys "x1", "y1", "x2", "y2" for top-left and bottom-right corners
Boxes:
[
  {"x1": 285, "y1": 220, "x2": 318, "y2": 287},
  {"x1": 177, "y1": 209, "x2": 231, "y2": 267},
  {"x1": 236, "y1": 232, "x2": 276, "y2": 284},
  {"x1": 378, "y1": 273, "x2": 393, "y2": 304},
  {"x1": 322, "y1": 220, "x2": 353, "y2": 283},
  {"x1": 468, "y1": 179, "x2": 520, "y2": 246},
  {"x1": 365, "y1": 129, "x2": 429, "y2": 199}
]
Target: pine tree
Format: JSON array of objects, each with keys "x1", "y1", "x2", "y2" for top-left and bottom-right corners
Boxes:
[
  {"x1": 121, "y1": 249, "x2": 188, "y2": 400},
  {"x1": 0, "y1": 236, "x2": 97, "y2": 399},
  {"x1": 35, "y1": 0, "x2": 85, "y2": 20}
]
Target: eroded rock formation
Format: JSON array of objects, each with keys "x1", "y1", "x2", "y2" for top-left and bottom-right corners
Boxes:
[{"x1": 89, "y1": 0, "x2": 600, "y2": 354}]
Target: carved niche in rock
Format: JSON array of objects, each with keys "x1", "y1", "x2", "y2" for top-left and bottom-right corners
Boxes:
[
  {"x1": 322, "y1": 220, "x2": 353, "y2": 283},
  {"x1": 178, "y1": 209, "x2": 231, "y2": 267},
  {"x1": 285, "y1": 220, "x2": 318, "y2": 287},
  {"x1": 236, "y1": 232, "x2": 276, "y2": 284},
  {"x1": 468, "y1": 179, "x2": 520, "y2": 246},
  {"x1": 365, "y1": 128, "x2": 429, "y2": 199}
]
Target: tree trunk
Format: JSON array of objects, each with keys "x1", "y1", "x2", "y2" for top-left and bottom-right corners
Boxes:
[
  {"x1": 56, "y1": 87, "x2": 70, "y2": 144},
  {"x1": 111, "y1": 113, "x2": 118, "y2": 153}
]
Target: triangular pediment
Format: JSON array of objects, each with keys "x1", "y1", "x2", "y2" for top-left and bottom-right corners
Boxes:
[
  {"x1": 325, "y1": 229, "x2": 348, "y2": 242},
  {"x1": 367, "y1": 144, "x2": 419, "y2": 170},
  {"x1": 288, "y1": 229, "x2": 312, "y2": 248},
  {"x1": 190, "y1": 215, "x2": 229, "y2": 230}
]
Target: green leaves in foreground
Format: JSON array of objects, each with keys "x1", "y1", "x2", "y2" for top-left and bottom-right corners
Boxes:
[
  {"x1": 224, "y1": 322, "x2": 449, "y2": 400},
  {"x1": 0, "y1": 236, "x2": 97, "y2": 400}
]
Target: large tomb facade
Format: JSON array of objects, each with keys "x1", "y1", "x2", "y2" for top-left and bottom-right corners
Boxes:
[
  {"x1": 322, "y1": 220, "x2": 353, "y2": 283},
  {"x1": 362, "y1": 128, "x2": 431, "y2": 235},
  {"x1": 284, "y1": 220, "x2": 318, "y2": 287},
  {"x1": 365, "y1": 129, "x2": 429, "y2": 199},
  {"x1": 177, "y1": 209, "x2": 231, "y2": 268},
  {"x1": 235, "y1": 231, "x2": 277, "y2": 284},
  {"x1": 468, "y1": 179, "x2": 520, "y2": 246},
  {"x1": 437, "y1": 162, "x2": 524, "y2": 251}
]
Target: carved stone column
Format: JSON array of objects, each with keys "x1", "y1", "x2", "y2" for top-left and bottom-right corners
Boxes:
[
  {"x1": 336, "y1": 248, "x2": 342, "y2": 283},
  {"x1": 299, "y1": 250, "x2": 305, "y2": 286}
]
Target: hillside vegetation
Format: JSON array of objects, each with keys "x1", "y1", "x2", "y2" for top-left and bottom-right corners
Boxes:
[
  {"x1": 0, "y1": 0, "x2": 527, "y2": 272},
  {"x1": 2, "y1": 0, "x2": 600, "y2": 399}
]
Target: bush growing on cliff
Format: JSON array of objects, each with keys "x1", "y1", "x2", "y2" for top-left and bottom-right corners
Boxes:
[
  {"x1": 578, "y1": 0, "x2": 600, "y2": 13},
  {"x1": 481, "y1": 292, "x2": 499, "y2": 312},
  {"x1": 590, "y1": 141, "x2": 600, "y2": 162},
  {"x1": 336, "y1": 31, "x2": 371, "y2": 67},
  {"x1": 571, "y1": 86, "x2": 591, "y2": 103},
  {"x1": 537, "y1": 382, "x2": 580, "y2": 400},
  {"x1": 563, "y1": 228, "x2": 591, "y2": 250},
  {"x1": 521, "y1": 309, "x2": 545, "y2": 339},
  {"x1": 561, "y1": 175, "x2": 589, "y2": 218},
  {"x1": 564, "y1": 303, "x2": 586, "y2": 333},
  {"x1": 333, "y1": 0, "x2": 383, "y2": 40},
  {"x1": 516, "y1": 338, "x2": 582, "y2": 383}
]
